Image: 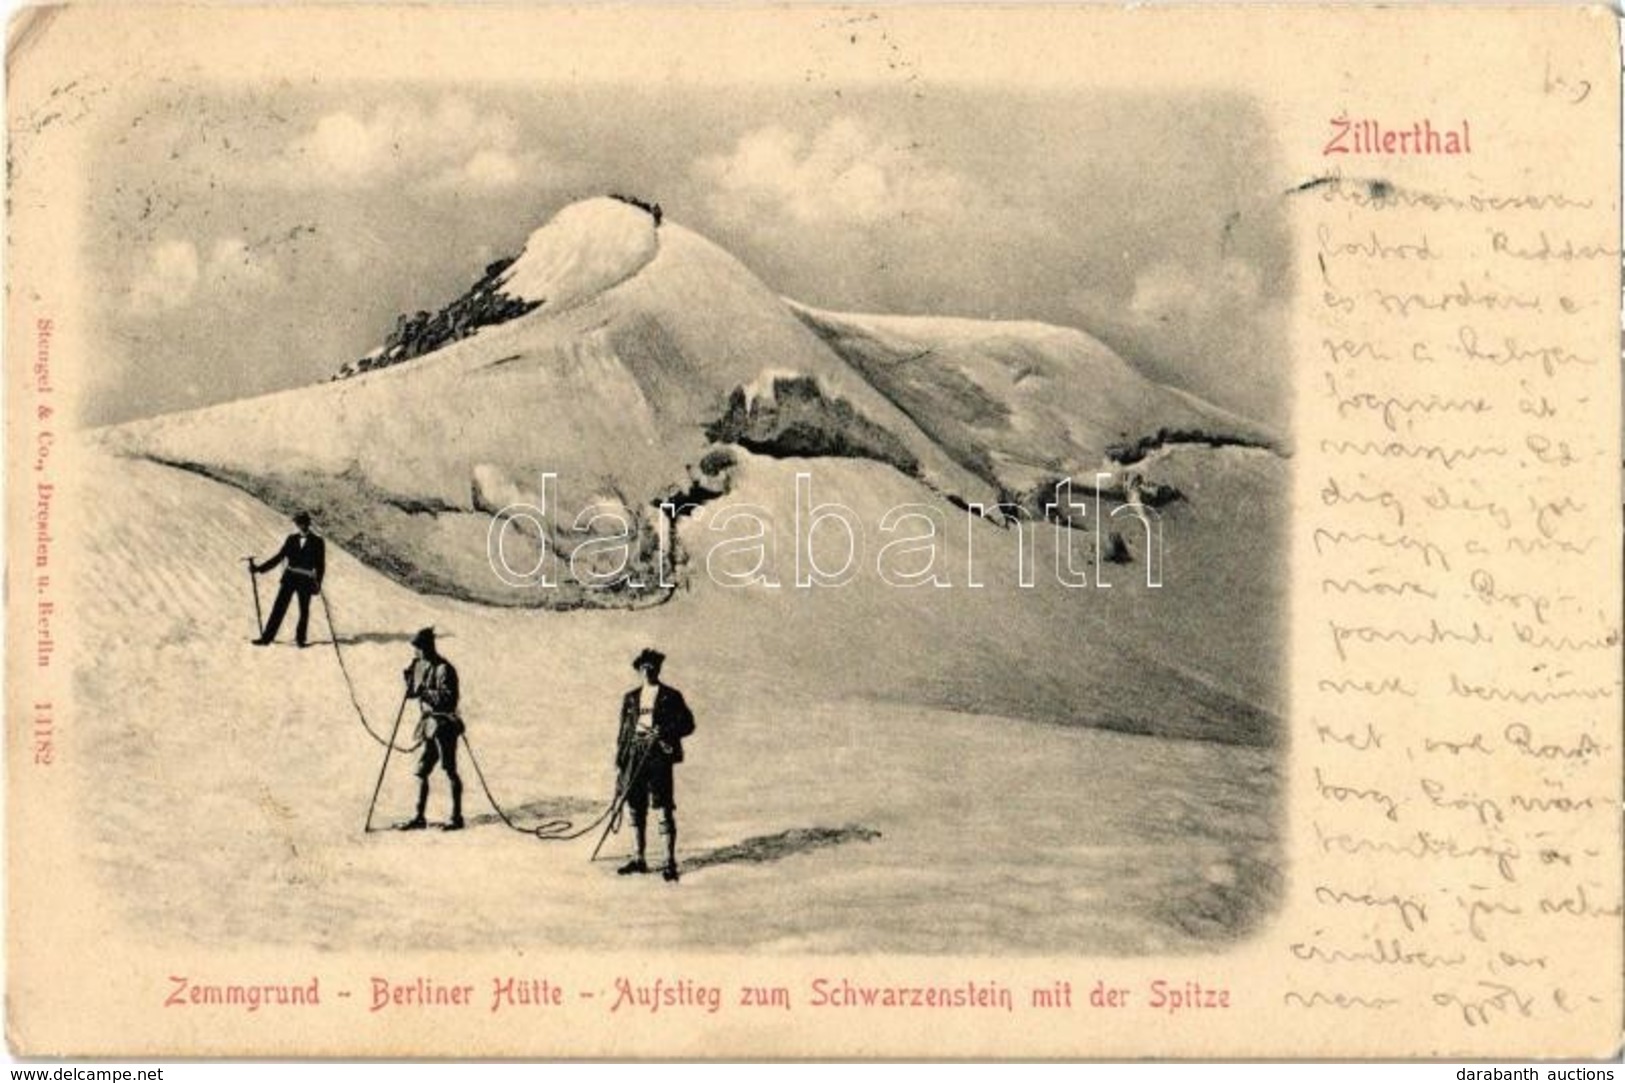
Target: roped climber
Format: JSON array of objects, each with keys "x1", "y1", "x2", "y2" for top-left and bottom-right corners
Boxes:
[
  {"x1": 614, "y1": 648, "x2": 695, "y2": 882},
  {"x1": 250, "y1": 511, "x2": 325, "y2": 648},
  {"x1": 396, "y1": 627, "x2": 465, "y2": 832}
]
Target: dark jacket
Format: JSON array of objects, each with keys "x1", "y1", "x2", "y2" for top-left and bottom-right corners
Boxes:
[
  {"x1": 257, "y1": 532, "x2": 325, "y2": 590},
  {"x1": 408, "y1": 657, "x2": 460, "y2": 717},
  {"x1": 407, "y1": 656, "x2": 461, "y2": 742},
  {"x1": 616, "y1": 683, "x2": 694, "y2": 767}
]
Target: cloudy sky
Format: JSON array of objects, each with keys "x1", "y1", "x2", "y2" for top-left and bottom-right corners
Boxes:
[{"x1": 86, "y1": 84, "x2": 1291, "y2": 427}]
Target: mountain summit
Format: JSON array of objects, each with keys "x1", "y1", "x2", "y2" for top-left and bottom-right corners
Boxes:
[
  {"x1": 99, "y1": 197, "x2": 1286, "y2": 742},
  {"x1": 105, "y1": 196, "x2": 1277, "y2": 607}
]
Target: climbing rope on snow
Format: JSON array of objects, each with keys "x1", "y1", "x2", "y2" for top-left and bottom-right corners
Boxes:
[
  {"x1": 318, "y1": 590, "x2": 422, "y2": 753},
  {"x1": 319, "y1": 586, "x2": 621, "y2": 845},
  {"x1": 459, "y1": 732, "x2": 624, "y2": 842}
]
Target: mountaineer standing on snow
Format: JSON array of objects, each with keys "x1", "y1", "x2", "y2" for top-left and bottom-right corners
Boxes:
[
  {"x1": 250, "y1": 511, "x2": 325, "y2": 648},
  {"x1": 615, "y1": 648, "x2": 694, "y2": 882},
  {"x1": 397, "y1": 627, "x2": 466, "y2": 832}
]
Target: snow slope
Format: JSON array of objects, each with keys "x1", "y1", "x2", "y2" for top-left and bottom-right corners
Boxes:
[
  {"x1": 495, "y1": 196, "x2": 660, "y2": 309},
  {"x1": 667, "y1": 450, "x2": 1284, "y2": 737},
  {"x1": 101, "y1": 198, "x2": 1282, "y2": 613},
  {"x1": 786, "y1": 301, "x2": 1280, "y2": 502},
  {"x1": 68, "y1": 442, "x2": 1281, "y2": 957},
  {"x1": 94, "y1": 198, "x2": 1286, "y2": 721},
  {"x1": 67, "y1": 197, "x2": 1288, "y2": 959},
  {"x1": 102, "y1": 209, "x2": 996, "y2": 607}
]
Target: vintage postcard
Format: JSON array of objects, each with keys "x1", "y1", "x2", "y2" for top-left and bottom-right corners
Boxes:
[{"x1": 6, "y1": 4, "x2": 1621, "y2": 1060}]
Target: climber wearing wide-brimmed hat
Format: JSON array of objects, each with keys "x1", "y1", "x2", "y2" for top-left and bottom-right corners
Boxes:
[
  {"x1": 396, "y1": 626, "x2": 465, "y2": 832},
  {"x1": 613, "y1": 647, "x2": 695, "y2": 882}
]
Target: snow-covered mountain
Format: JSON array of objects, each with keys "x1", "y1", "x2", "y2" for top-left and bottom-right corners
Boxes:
[
  {"x1": 98, "y1": 196, "x2": 1288, "y2": 745},
  {"x1": 787, "y1": 301, "x2": 1279, "y2": 504}
]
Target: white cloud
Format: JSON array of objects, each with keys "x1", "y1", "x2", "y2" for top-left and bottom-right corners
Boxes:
[
  {"x1": 281, "y1": 96, "x2": 542, "y2": 191},
  {"x1": 128, "y1": 236, "x2": 282, "y2": 316},
  {"x1": 693, "y1": 117, "x2": 975, "y2": 227},
  {"x1": 456, "y1": 148, "x2": 522, "y2": 188},
  {"x1": 204, "y1": 238, "x2": 280, "y2": 288},
  {"x1": 1072, "y1": 255, "x2": 1289, "y2": 426},
  {"x1": 128, "y1": 240, "x2": 200, "y2": 314},
  {"x1": 302, "y1": 111, "x2": 379, "y2": 178},
  {"x1": 423, "y1": 147, "x2": 559, "y2": 193},
  {"x1": 1126, "y1": 258, "x2": 1263, "y2": 326}
]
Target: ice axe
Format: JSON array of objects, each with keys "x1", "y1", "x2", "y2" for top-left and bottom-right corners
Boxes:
[
  {"x1": 588, "y1": 795, "x2": 623, "y2": 862},
  {"x1": 243, "y1": 557, "x2": 264, "y2": 639},
  {"x1": 363, "y1": 691, "x2": 413, "y2": 834},
  {"x1": 589, "y1": 738, "x2": 655, "y2": 862}
]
